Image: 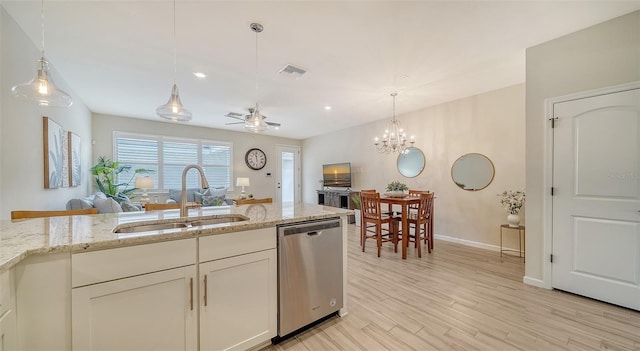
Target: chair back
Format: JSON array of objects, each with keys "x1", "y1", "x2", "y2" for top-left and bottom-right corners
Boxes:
[
  {"x1": 408, "y1": 189, "x2": 430, "y2": 210},
  {"x1": 417, "y1": 193, "x2": 434, "y2": 220},
  {"x1": 360, "y1": 191, "x2": 383, "y2": 220},
  {"x1": 11, "y1": 208, "x2": 98, "y2": 220}
]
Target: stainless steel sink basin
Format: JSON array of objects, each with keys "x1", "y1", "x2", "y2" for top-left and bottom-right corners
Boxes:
[
  {"x1": 113, "y1": 215, "x2": 250, "y2": 234},
  {"x1": 189, "y1": 217, "x2": 248, "y2": 227},
  {"x1": 114, "y1": 222, "x2": 189, "y2": 233}
]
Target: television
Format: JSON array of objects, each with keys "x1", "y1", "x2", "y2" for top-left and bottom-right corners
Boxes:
[{"x1": 322, "y1": 162, "x2": 352, "y2": 188}]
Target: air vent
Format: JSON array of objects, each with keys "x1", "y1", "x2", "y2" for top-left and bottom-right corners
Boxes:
[{"x1": 278, "y1": 64, "x2": 307, "y2": 78}]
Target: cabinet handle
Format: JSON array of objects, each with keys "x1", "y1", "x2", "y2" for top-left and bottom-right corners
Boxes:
[
  {"x1": 189, "y1": 278, "x2": 193, "y2": 311},
  {"x1": 204, "y1": 274, "x2": 208, "y2": 307}
]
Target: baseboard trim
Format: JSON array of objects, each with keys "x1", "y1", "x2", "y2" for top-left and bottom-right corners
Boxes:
[
  {"x1": 434, "y1": 234, "x2": 501, "y2": 252},
  {"x1": 523, "y1": 276, "x2": 547, "y2": 289}
]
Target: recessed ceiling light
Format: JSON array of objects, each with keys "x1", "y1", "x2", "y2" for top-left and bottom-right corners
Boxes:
[
  {"x1": 193, "y1": 72, "x2": 206, "y2": 78},
  {"x1": 324, "y1": 106, "x2": 332, "y2": 110}
]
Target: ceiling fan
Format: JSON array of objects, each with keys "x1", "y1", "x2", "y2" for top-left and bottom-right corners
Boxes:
[
  {"x1": 225, "y1": 104, "x2": 281, "y2": 132},
  {"x1": 225, "y1": 22, "x2": 283, "y2": 133}
]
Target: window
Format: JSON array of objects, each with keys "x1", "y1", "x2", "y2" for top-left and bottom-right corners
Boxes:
[{"x1": 114, "y1": 132, "x2": 232, "y2": 191}]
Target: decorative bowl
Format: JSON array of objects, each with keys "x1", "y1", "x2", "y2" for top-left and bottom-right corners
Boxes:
[{"x1": 384, "y1": 191, "x2": 406, "y2": 198}]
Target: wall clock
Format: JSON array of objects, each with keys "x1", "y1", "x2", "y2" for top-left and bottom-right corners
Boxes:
[{"x1": 245, "y1": 148, "x2": 267, "y2": 170}]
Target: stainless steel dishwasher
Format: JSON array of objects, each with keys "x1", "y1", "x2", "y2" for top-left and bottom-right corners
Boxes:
[{"x1": 277, "y1": 217, "x2": 343, "y2": 337}]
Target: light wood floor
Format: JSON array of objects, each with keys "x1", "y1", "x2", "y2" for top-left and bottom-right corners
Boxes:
[{"x1": 266, "y1": 224, "x2": 640, "y2": 351}]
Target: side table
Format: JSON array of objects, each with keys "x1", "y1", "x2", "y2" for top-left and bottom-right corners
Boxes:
[{"x1": 500, "y1": 224, "x2": 525, "y2": 260}]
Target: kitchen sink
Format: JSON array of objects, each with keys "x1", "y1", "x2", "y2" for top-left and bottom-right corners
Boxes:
[
  {"x1": 113, "y1": 215, "x2": 250, "y2": 234},
  {"x1": 114, "y1": 222, "x2": 189, "y2": 233},
  {"x1": 189, "y1": 216, "x2": 248, "y2": 227}
]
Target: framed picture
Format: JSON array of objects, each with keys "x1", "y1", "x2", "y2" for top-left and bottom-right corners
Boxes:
[
  {"x1": 43, "y1": 117, "x2": 68, "y2": 189},
  {"x1": 68, "y1": 132, "x2": 81, "y2": 187}
]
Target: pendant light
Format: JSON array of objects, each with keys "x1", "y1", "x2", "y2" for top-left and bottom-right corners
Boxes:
[
  {"x1": 245, "y1": 23, "x2": 268, "y2": 133},
  {"x1": 11, "y1": 0, "x2": 73, "y2": 108},
  {"x1": 156, "y1": 0, "x2": 192, "y2": 122},
  {"x1": 374, "y1": 93, "x2": 415, "y2": 154}
]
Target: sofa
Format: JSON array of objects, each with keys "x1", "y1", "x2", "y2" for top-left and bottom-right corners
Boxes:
[
  {"x1": 166, "y1": 187, "x2": 233, "y2": 206},
  {"x1": 66, "y1": 192, "x2": 142, "y2": 213}
]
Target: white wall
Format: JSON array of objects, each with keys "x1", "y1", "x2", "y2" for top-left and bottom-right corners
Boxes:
[
  {"x1": 92, "y1": 113, "x2": 301, "y2": 201},
  {"x1": 303, "y1": 84, "x2": 525, "y2": 248},
  {"x1": 525, "y1": 10, "x2": 640, "y2": 284},
  {"x1": 0, "y1": 7, "x2": 92, "y2": 220}
]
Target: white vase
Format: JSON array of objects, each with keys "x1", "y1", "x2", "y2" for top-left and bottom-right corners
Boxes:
[{"x1": 507, "y1": 213, "x2": 520, "y2": 228}]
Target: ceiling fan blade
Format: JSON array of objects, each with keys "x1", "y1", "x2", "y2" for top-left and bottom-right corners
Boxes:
[
  {"x1": 224, "y1": 112, "x2": 245, "y2": 121},
  {"x1": 266, "y1": 122, "x2": 281, "y2": 127},
  {"x1": 225, "y1": 122, "x2": 245, "y2": 125}
]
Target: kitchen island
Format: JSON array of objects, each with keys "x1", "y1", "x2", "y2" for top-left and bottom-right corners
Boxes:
[{"x1": 0, "y1": 203, "x2": 351, "y2": 350}]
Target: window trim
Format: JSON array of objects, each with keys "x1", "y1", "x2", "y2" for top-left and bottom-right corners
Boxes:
[{"x1": 113, "y1": 131, "x2": 234, "y2": 192}]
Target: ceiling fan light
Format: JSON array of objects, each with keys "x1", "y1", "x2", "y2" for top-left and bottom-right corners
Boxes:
[
  {"x1": 12, "y1": 57, "x2": 73, "y2": 108},
  {"x1": 156, "y1": 84, "x2": 192, "y2": 122}
]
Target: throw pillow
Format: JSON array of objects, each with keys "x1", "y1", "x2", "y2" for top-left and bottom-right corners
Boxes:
[
  {"x1": 66, "y1": 198, "x2": 94, "y2": 210},
  {"x1": 210, "y1": 187, "x2": 227, "y2": 198},
  {"x1": 93, "y1": 197, "x2": 123, "y2": 213},
  {"x1": 201, "y1": 195, "x2": 225, "y2": 207},
  {"x1": 194, "y1": 188, "x2": 212, "y2": 204}
]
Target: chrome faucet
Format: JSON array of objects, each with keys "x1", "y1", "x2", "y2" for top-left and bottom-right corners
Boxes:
[{"x1": 180, "y1": 164, "x2": 210, "y2": 217}]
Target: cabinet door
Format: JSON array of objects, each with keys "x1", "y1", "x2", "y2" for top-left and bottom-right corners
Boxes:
[
  {"x1": 0, "y1": 310, "x2": 16, "y2": 351},
  {"x1": 72, "y1": 266, "x2": 197, "y2": 351},
  {"x1": 199, "y1": 249, "x2": 277, "y2": 351}
]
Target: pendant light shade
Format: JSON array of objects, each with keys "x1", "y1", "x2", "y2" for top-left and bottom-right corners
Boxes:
[
  {"x1": 156, "y1": 84, "x2": 192, "y2": 122},
  {"x1": 156, "y1": 0, "x2": 191, "y2": 122},
  {"x1": 245, "y1": 103, "x2": 268, "y2": 133},
  {"x1": 11, "y1": 0, "x2": 73, "y2": 108}
]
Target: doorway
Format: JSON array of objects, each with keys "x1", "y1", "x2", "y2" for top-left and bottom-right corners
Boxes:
[
  {"x1": 550, "y1": 84, "x2": 640, "y2": 310},
  {"x1": 275, "y1": 145, "x2": 300, "y2": 204}
]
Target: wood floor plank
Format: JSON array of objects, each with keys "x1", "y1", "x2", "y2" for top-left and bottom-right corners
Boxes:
[{"x1": 265, "y1": 224, "x2": 640, "y2": 351}]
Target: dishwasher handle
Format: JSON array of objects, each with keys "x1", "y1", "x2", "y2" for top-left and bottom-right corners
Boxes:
[
  {"x1": 279, "y1": 218, "x2": 340, "y2": 237},
  {"x1": 306, "y1": 231, "x2": 321, "y2": 237}
]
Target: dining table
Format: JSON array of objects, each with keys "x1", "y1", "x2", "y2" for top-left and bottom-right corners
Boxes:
[{"x1": 379, "y1": 194, "x2": 421, "y2": 259}]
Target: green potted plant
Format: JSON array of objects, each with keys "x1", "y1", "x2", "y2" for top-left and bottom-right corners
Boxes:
[
  {"x1": 385, "y1": 180, "x2": 408, "y2": 197},
  {"x1": 90, "y1": 156, "x2": 154, "y2": 202},
  {"x1": 351, "y1": 193, "x2": 361, "y2": 227}
]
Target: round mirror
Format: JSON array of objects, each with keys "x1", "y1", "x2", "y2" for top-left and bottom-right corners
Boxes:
[
  {"x1": 397, "y1": 147, "x2": 426, "y2": 178},
  {"x1": 451, "y1": 153, "x2": 495, "y2": 191}
]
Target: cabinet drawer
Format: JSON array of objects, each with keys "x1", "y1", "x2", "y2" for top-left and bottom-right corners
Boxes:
[
  {"x1": 199, "y1": 228, "x2": 276, "y2": 262},
  {"x1": 72, "y1": 238, "x2": 196, "y2": 287}
]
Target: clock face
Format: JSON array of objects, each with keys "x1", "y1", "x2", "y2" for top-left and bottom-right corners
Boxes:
[{"x1": 245, "y1": 148, "x2": 267, "y2": 170}]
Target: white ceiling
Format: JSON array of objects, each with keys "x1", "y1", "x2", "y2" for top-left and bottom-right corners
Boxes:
[{"x1": 4, "y1": 1, "x2": 640, "y2": 139}]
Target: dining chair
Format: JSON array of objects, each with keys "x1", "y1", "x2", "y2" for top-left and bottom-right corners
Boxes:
[
  {"x1": 406, "y1": 192, "x2": 434, "y2": 257},
  {"x1": 360, "y1": 191, "x2": 399, "y2": 257},
  {"x1": 358, "y1": 189, "x2": 377, "y2": 246},
  {"x1": 11, "y1": 208, "x2": 98, "y2": 220}
]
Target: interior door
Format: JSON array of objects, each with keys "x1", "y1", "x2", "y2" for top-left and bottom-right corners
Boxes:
[
  {"x1": 552, "y1": 87, "x2": 640, "y2": 310},
  {"x1": 275, "y1": 145, "x2": 301, "y2": 204}
]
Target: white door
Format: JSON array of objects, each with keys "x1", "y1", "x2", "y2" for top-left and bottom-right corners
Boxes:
[
  {"x1": 72, "y1": 266, "x2": 197, "y2": 350},
  {"x1": 552, "y1": 87, "x2": 640, "y2": 310},
  {"x1": 275, "y1": 145, "x2": 301, "y2": 204},
  {"x1": 199, "y1": 249, "x2": 277, "y2": 351}
]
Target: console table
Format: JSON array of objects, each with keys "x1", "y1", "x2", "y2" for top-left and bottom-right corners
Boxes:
[{"x1": 317, "y1": 190, "x2": 358, "y2": 223}]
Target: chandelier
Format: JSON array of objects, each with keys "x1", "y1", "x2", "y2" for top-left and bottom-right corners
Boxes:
[{"x1": 374, "y1": 93, "x2": 414, "y2": 154}]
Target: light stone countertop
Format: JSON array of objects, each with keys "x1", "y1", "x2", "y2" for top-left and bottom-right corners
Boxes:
[{"x1": 0, "y1": 203, "x2": 353, "y2": 272}]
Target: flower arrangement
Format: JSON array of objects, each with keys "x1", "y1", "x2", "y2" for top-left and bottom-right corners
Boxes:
[
  {"x1": 499, "y1": 190, "x2": 526, "y2": 214},
  {"x1": 386, "y1": 181, "x2": 408, "y2": 192}
]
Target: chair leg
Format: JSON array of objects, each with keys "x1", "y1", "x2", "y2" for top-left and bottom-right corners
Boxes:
[
  {"x1": 362, "y1": 223, "x2": 366, "y2": 252},
  {"x1": 417, "y1": 228, "x2": 422, "y2": 258},
  {"x1": 376, "y1": 224, "x2": 382, "y2": 257}
]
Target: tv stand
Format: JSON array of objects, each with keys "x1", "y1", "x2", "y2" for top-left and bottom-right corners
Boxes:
[{"x1": 317, "y1": 189, "x2": 359, "y2": 224}]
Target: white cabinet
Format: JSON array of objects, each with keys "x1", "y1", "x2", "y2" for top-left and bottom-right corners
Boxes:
[
  {"x1": 72, "y1": 266, "x2": 197, "y2": 351},
  {"x1": 72, "y1": 239, "x2": 197, "y2": 351},
  {"x1": 199, "y1": 249, "x2": 277, "y2": 351},
  {"x1": 0, "y1": 269, "x2": 16, "y2": 351}
]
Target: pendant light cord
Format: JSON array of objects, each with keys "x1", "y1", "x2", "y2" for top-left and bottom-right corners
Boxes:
[
  {"x1": 172, "y1": 0, "x2": 177, "y2": 84},
  {"x1": 255, "y1": 28, "x2": 258, "y2": 104},
  {"x1": 40, "y1": 0, "x2": 45, "y2": 57}
]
